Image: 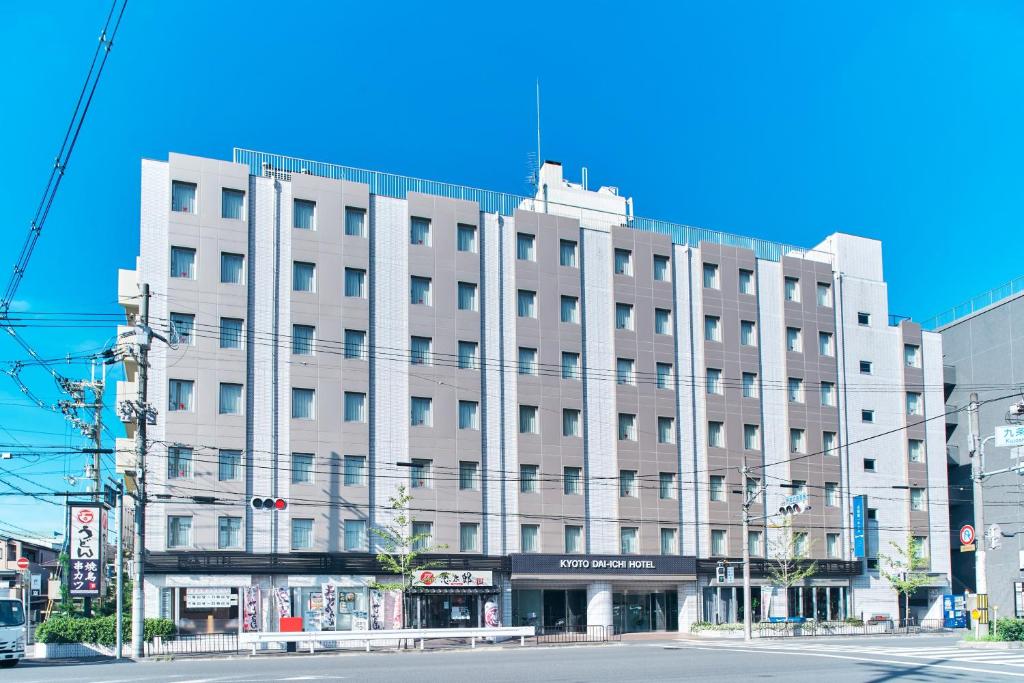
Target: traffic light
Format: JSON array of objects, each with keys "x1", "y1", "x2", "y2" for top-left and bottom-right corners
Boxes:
[
  {"x1": 778, "y1": 492, "x2": 811, "y2": 516},
  {"x1": 251, "y1": 497, "x2": 287, "y2": 511},
  {"x1": 716, "y1": 562, "x2": 726, "y2": 583}
]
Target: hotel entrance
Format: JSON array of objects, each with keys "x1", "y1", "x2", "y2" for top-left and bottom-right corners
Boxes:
[{"x1": 612, "y1": 591, "x2": 678, "y2": 633}]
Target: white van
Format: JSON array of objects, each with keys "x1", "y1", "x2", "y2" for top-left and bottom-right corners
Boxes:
[{"x1": 0, "y1": 598, "x2": 25, "y2": 667}]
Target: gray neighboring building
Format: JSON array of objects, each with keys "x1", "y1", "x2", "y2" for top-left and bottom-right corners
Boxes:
[
  {"x1": 932, "y1": 281, "x2": 1024, "y2": 618},
  {"x1": 115, "y1": 150, "x2": 951, "y2": 636}
]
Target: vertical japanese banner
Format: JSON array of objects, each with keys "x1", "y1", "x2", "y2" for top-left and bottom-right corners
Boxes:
[
  {"x1": 275, "y1": 587, "x2": 292, "y2": 619},
  {"x1": 67, "y1": 504, "x2": 103, "y2": 597},
  {"x1": 242, "y1": 585, "x2": 261, "y2": 632},
  {"x1": 321, "y1": 583, "x2": 336, "y2": 629}
]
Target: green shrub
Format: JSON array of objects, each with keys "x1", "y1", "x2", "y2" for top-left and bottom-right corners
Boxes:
[
  {"x1": 689, "y1": 621, "x2": 744, "y2": 633},
  {"x1": 844, "y1": 617, "x2": 864, "y2": 626},
  {"x1": 995, "y1": 618, "x2": 1024, "y2": 642},
  {"x1": 36, "y1": 615, "x2": 175, "y2": 645}
]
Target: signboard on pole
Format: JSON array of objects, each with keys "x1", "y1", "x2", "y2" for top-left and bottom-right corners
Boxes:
[
  {"x1": 67, "y1": 504, "x2": 104, "y2": 597},
  {"x1": 15, "y1": 557, "x2": 29, "y2": 571},
  {"x1": 995, "y1": 425, "x2": 1024, "y2": 448},
  {"x1": 960, "y1": 525, "x2": 976, "y2": 546},
  {"x1": 852, "y1": 495, "x2": 867, "y2": 558}
]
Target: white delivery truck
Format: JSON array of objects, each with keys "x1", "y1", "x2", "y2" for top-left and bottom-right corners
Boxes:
[{"x1": 0, "y1": 596, "x2": 26, "y2": 667}]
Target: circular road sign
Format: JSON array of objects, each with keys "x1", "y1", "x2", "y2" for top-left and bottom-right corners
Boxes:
[
  {"x1": 15, "y1": 557, "x2": 29, "y2": 571},
  {"x1": 960, "y1": 525, "x2": 976, "y2": 545}
]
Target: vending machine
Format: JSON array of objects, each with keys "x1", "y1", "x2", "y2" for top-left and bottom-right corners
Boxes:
[{"x1": 942, "y1": 594, "x2": 967, "y2": 629}]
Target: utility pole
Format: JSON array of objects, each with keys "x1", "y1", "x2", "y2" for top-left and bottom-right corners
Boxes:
[
  {"x1": 113, "y1": 479, "x2": 124, "y2": 659},
  {"x1": 740, "y1": 465, "x2": 767, "y2": 642},
  {"x1": 131, "y1": 283, "x2": 152, "y2": 659},
  {"x1": 968, "y1": 392, "x2": 987, "y2": 597}
]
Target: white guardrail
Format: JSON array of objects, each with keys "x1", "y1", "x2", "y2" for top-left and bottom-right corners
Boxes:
[{"x1": 239, "y1": 626, "x2": 536, "y2": 654}]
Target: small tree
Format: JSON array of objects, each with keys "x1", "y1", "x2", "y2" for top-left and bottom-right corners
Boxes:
[
  {"x1": 371, "y1": 484, "x2": 448, "y2": 631},
  {"x1": 766, "y1": 518, "x2": 818, "y2": 618},
  {"x1": 879, "y1": 534, "x2": 930, "y2": 626}
]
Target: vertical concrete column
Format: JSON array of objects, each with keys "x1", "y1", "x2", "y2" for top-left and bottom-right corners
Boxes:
[
  {"x1": 587, "y1": 582, "x2": 613, "y2": 633},
  {"x1": 677, "y1": 581, "x2": 699, "y2": 632}
]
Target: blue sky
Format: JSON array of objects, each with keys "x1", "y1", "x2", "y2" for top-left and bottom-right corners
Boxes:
[{"x1": 1, "y1": 0, "x2": 1022, "y2": 534}]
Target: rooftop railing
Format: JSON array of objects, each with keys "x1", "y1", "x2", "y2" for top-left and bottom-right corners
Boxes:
[
  {"x1": 233, "y1": 148, "x2": 826, "y2": 263},
  {"x1": 919, "y1": 275, "x2": 1024, "y2": 330}
]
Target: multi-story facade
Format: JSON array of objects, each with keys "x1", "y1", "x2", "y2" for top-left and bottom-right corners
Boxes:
[
  {"x1": 931, "y1": 280, "x2": 1024, "y2": 618},
  {"x1": 116, "y1": 150, "x2": 950, "y2": 635}
]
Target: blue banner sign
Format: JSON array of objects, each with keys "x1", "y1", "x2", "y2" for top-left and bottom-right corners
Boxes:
[{"x1": 853, "y1": 495, "x2": 867, "y2": 558}]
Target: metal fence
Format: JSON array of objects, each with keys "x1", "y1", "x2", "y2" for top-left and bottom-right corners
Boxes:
[
  {"x1": 920, "y1": 274, "x2": 1024, "y2": 330},
  {"x1": 756, "y1": 620, "x2": 896, "y2": 638},
  {"x1": 534, "y1": 625, "x2": 619, "y2": 644},
  {"x1": 145, "y1": 632, "x2": 241, "y2": 657}
]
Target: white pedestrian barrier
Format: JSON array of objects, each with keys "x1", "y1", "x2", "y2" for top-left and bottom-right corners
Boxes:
[{"x1": 239, "y1": 626, "x2": 536, "y2": 654}]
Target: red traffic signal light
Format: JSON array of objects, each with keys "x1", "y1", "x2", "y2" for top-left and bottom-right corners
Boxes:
[{"x1": 251, "y1": 497, "x2": 287, "y2": 511}]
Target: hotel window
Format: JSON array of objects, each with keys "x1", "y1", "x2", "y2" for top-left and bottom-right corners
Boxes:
[
  {"x1": 291, "y1": 453, "x2": 314, "y2": 484},
  {"x1": 706, "y1": 368, "x2": 722, "y2": 395},
  {"x1": 562, "y1": 409, "x2": 580, "y2": 437},
  {"x1": 825, "y1": 482, "x2": 839, "y2": 507},
  {"x1": 826, "y1": 533, "x2": 840, "y2": 558},
  {"x1": 653, "y1": 254, "x2": 670, "y2": 281},
  {"x1": 344, "y1": 268, "x2": 367, "y2": 298},
  {"x1": 740, "y1": 320, "x2": 757, "y2": 346},
  {"x1": 520, "y1": 525, "x2": 540, "y2": 553},
  {"x1": 520, "y1": 464, "x2": 539, "y2": 493},
  {"x1": 906, "y1": 392, "x2": 923, "y2": 416},
  {"x1": 458, "y1": 341, "x2": 479, "y2": 370},
  {"x1": 459, "y1": 523, "x2": 479, "y2": 553},
  {"x1": 905, "y1": 344, "x2": 921, "y2": 368},
  {"x1": 458, "y1": 400, "x2": 479, "y2": 430},
  {"x1": 863, "y1": 458, "x2": 876, "y2": 472},
  {"x1": 220, "y1": 252, "x2": 244, "y2": 284},
  {"x1": 293, "y1": 199, "x2": 316, "y2": 230},
  {"x1": 457, "y1": 281, "x2": 478, "y2": 311},
  {"x1": 459, "y1": 461, "x2": 479, "y2": 491},
  {"x1": 218, "y1": 382, "x2": 242, "y2": 415},
  {"x1": 655, "y1": 308, "x2": 673, "y2": 335},
  {"x1": 709, "y1": 475, "x2": 725, "y2": 502},
  {"x1": 738, "y1": 268, "x2": 755, "y2": 295},
  {"x1": 786, "y1": 327, "x2": 802, "y2": 352},
  {"x1": 292, "y1": 324, "x2": 315, "y2": 356},
  {"x1": 293, "y1": 261, "x2": 316, "y2": 292},
  {"x1": 703, "y1": 263, "x2": 719, "y2": 289},
  {"x1": 518, "y1": 347, "x2": 538, "y2": 376},
  {"x1": 910, "y1": 488, "x2": 926, "y2": 511},
  {"x1": 711, "y1": 530, "x2": 727, "y2": 556},
  {"x1": 292, "y1": 519, "x2": 314, "y2": 550},
  {"x1": 410, "y1": 217, "x2": 431, "y2": 246},
  {"x1": 908, "y1": 439, "x2": 924, "y2": 463},
  {"x1": 561, "y1": 352, "x2": 580, "y2": 380},
  {"x1": 743, "y1": 424, "x2": 760, "y2": 451},
  {"x1": 564, "y1": 526, "x2": 583, "y2": 554},
  {"x1": 410, "y1": 397, "x2": 433, "y2": 427},
  {"x1": 746, "y1": 477, "x2": 760, "y2": 501},
  {"x1": 345, "y1": 520, "x2": 368, "y2": 552},
  {"x1": 705, "y1": 315, "x2": 721, "y2": 342},
  {"x1": 784, "y1": 276, "x2": 800, "y2": 302},
  {"x1": 862, "y1": 409, "x2": 874, "y2": 423},
  {"x1": 614, "y1": 248, "x2": 633, "y2": 276},
  {"x1": 344, "y1": 329, "x2": 367, "y2": 360},
  {"x1": 524, "y1": 528, "x2": 540, "y2": 552},
  {"x1": 167, "y1": 516, "x2": 192, "y2": 548},
  {"x1": 823, "y1": 431, "x2": 837, "y2": 456},
  {"x1": 167, "y1": 446, "x2": 193, "y2": 479},
  {"x1": 292, "y1": 388, "x2": 315, "y2": 419},
  {"x1": 219, "y1": 317, "x2": 242, "y2": 349},
  {"x1": 410, "y1": 276, "x2": 432, "y2": 305},
  {"x1": 707, "y1": 421, "x2": 724, "y2": 448},
  {"x1": 912, "y1": 537, "x2": 928, "y2": 559},
  {"x1": 658, "y1": 417, "x2": 675, "y2": 444},
  {"x1": 618, "y1": 413, "x2": 637, "y2": 441},
  {"x1": 819, "y1": 331, "x2": 834, "y2": 357},
  {"x1": 788, "y1": 377, "x2": 804, "y2": 403},
  {"x1": 560, "y1": 239, "x2": 578, "y2": 267},
  {"x1": 790, "y1": 428, "x2": 806, "y2": 454},
  {"x1": 218, "y1": 517, "x2": 241, "y2": 549},
  {"x1": 616, "y1": 303, "x2": 635, "y2": 331},
  {"x1": 410, "y1": 336, "x2": 432, "y2": 366},
  {"x1": 794, "y1": 532, "x2": 808, "y2": 556},
  {"x1": 748, "y1": 531, "x2": 763, "y2": 557},
  {"x1": 821, "y1": 381, "x2": 836, "y2": 407},
  {"x1": 561, "y1": 295, "x2": 580, "y2": 323},
  {"x1": 859, "y1": 360, "x2": 873, "y2": 375},
  {"x1": 564, "y1": 467, "x2": 582, "y2": 495},
  {"x1": 517, "y1": 289, "x2": 536, "y2": 317},
  {"x1": 660, "y1": 528, "x2": 678, "y2": 555},
  {"x1": 817, "y1": 282, "x2": 833, "y2": 307},
  {"x1": 517, "y1": 232, "x2": 535, "y2": 261},
  {"x1": 221, "y1": 188, "x2": 242, "y2": 220},
  {"x1": 168, "y1": 379, "x2": 194, "y2": 412},
  {"x1": 656, "y1": 363, "x2": 673, "y2": 389},
  {"x1": 858, "y1": 311, "x2": 871, "y2": 326},
  {"x1": 616, "y1": 357, "x2": 635, "y2": 386},
  {"x1": 457, "y1": 224, "x2": 477, "y2": 252},
  {"x1": 792, "y1": 480, "x2": 807, "y2": 497},
  {"x1": 410, "y1": 459, "x2": 432, "y2": 489},
  {"x1": 344, "y1": 455, "x2": 367, "y2": 486},
  {"x1": 412, "y1": 522, "x2": 433, "y2": 552},
  {"x1": 742, "y1": 372, "x2": 758, "y2": 398},
  {"x1": 345, "y1": 207, "x2": 366, "y2": 237},
  {"x1": 344, "y1": 392, "x2": 366, "y2": 422},
  {"x1": 519, "y1": 405, "x2": 539, "y2": 434},
  {"x1": 170, "y1": 312, "x2": 195, "y2": 346},
  {"x1": 170, "y1": 246, "x2": 196, "y2": 279},
  {"x1": 620, "y1": 527, "x2": 639, "y2": 555},
  {"x1": 659, "y1": 472, "x2": 676, "y2": 500},
  {"x1": 171, "y1": 181, "x2": 196, "y2": 213},
  {"x1": 218, "y1": 449, "x2": 241, "y2": 481}
]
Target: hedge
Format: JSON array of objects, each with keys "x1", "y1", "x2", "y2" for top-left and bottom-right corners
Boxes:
[
  {"x1": 995, "y1": 618, "x2": 1024, "y2": 642},
  {"x1": 35, "y1": 615, "x2": 176, "y2": 645},
  {"x1": 690, "y1": 621, "x2": 744, "y2": 633}
]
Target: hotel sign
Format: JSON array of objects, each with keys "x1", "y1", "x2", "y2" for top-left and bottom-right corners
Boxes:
[{"x1": 511, "y1": 554, "x2": 696, "y2": 576}]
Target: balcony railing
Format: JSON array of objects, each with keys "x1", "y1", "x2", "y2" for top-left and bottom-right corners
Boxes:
[{"x1": 920, "y1": 274, "x2": 1024, "y2": 330}]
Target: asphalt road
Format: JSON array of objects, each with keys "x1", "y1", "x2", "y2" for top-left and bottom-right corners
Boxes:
[{"x1": 6, "y1": 634, "x2": 1021, "y2": 682}]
